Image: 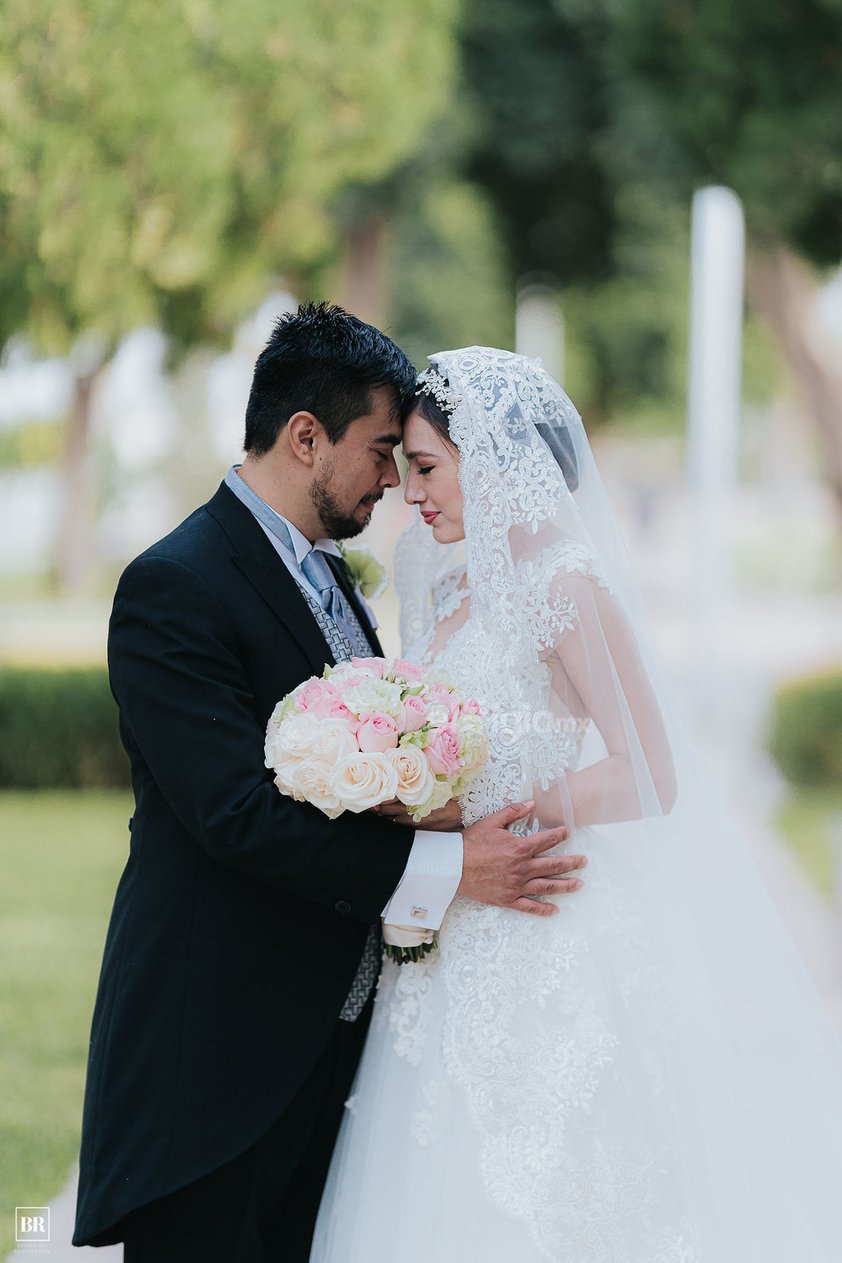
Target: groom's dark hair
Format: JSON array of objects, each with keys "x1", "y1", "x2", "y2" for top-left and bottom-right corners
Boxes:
[{"x1": 244, "y1": 301, "x2": 416, "y2": 455}]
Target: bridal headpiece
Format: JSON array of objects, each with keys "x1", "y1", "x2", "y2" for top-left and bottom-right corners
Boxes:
[{"x1": 415, "y1": 366, "x2": 462, "y2": 414}]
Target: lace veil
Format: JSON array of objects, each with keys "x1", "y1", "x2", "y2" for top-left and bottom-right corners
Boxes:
[
  {"x1": 389, "y1": 347, "x2": 842, "y2": 1255},
  {"x1": 396, "y1": 346, "x2": 676, "y2": 832}
]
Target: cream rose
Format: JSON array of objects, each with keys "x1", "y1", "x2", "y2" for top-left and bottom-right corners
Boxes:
[
  {"x1": 332, "y1": 752, "x2": 399, "y2": 812},
  {"x1": 291, "y1": 759, "x2": 344, "y2": 819},
  {"x1": 388, "y1": 744, "x2": 436, "y2": 807}
]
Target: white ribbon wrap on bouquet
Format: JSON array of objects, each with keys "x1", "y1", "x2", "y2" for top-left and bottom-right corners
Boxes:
[{"x1": 381, "y1": 921, "x2": 436, "y2": 950}]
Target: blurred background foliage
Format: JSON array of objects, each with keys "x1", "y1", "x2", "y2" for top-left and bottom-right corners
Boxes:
[
  {"x1": 0, "y1": 0, "x2": 839, "y2": 882},
  {"x1": 1, "y1": 3, "x2": 841, "y2": 1248},
  {"x1": 2, "y1": 0, "x2": 840, "y2": 440}
]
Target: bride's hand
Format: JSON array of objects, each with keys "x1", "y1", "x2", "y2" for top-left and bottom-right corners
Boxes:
[{"x1": 371, "y1": 798, "x2": 464, "y2": 831}]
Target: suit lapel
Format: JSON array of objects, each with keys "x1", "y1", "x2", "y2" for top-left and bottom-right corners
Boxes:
[
  {"x1": 233, "y1": 555, "x2": 337, "y2": 675},
  {"x1": 326, "y1": 554, "x2": 384, "y2": 656},
  {"x1": 205, "y1": 483, "x2": 336, "y2": 675}
]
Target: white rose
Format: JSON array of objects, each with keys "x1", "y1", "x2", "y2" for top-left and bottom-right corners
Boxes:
[
  {"x1": 265, "y1": 712, "x2": 321, "y2": 769},
  {"x1": 342, "y1": 678, "x2": 404, "y2": 719},
  {"x1": 388, "y1": 744, "x2": 436, "y2": 807},
  {"x1": 332, "y1": 752, "x2": 399, "y2": 813},
  {"x1": 269, "y1": 693, "x2": 300, "y2": 724},
  {"x1": 326, "y1": 662, "x2": 368, "y2": 683},
  {"x1": 272, "y1": 758, "x2": 299, "y2": 796},
  {"x1": 411, "y1": 776, "x2": 455, "y2": 822},
  {"x1": 424, "y1": 701, "x2": 450, "y2": 727},
  {"x1": 457, "y1": 714, "x2": 490, "y2": 769},
  {"x1": 309, "y1": 719, "x2": 358, "y2": 763},
  {"x1": 291, "y1": 759, "x2": 344, "y2": 819}
]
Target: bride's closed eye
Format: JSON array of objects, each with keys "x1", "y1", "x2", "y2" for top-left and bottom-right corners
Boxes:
[{"x1": 418, "y1": 465, "x2": 435, "y2": 476}]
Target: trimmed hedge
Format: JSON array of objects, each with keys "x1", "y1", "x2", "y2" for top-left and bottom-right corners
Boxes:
[
  {"x1": 768, "y1": 668, "x2": 842, "y2": 790},
  {"x1": 0, "y1": 667, "x2": 128, "y2": 788}
]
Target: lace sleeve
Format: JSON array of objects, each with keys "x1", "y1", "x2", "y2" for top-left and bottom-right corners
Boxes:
[{"x1": 531, "y1": 552, "x2": 676, "y2": 830}]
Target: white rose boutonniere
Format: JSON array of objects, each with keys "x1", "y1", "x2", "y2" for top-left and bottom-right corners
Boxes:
[{"x1": 338, "y1": 544, "x2": 387, "y2": 600}]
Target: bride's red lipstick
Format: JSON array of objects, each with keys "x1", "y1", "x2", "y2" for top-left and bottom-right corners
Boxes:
[{"x1": 420, "y1": 511, "x2": 439, "y2": 525}]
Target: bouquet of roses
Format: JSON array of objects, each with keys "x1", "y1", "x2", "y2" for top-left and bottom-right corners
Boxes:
[
  {"x1": 264, "y1": 655, "x2": 489, "y2": 964},
  {"x1": 264, "y1": 656, "x2": 488, "y2": 824}
]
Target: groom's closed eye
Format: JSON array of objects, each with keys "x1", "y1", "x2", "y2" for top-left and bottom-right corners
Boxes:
[{"x1": 371, "y1": 439, "x2": 400, "y2": 460}]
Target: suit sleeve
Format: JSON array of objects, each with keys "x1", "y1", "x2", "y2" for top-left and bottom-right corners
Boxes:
[{"x1": 108, "y1": 553, "x2": 413, "y2": 922}]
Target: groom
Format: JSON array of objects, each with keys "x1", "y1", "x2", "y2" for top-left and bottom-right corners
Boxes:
[{"x1": 73, "y1": 303, "x2": 583, "y2": 1261}]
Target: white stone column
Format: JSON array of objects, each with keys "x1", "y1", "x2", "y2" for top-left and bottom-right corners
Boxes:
[
  {"x1": 686, "y1": 185, "x2": 745, "y2": 728},
  {"x1": 515, "y1": 279, "x2": 564, "y2": 383}
]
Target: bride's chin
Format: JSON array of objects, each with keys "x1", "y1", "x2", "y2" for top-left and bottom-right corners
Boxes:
[{"x1": 432, "y1": 521, "x2": 466, "y2": 544}]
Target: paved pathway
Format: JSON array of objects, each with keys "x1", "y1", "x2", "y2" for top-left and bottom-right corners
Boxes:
[{"x1": 6, "y1": 1173, "x2": 121, "y2": 1262}]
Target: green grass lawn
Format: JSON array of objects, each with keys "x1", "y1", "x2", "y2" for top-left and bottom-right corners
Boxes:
[
  {"x1": 775, "y1": 787, "x2": 842, "y2": 900},
  {"x1": 0, "y1": 790, "x2": 131, "y2": 1258}
]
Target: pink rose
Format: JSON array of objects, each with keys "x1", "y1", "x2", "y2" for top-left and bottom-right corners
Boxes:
[
  {"x1": 423, "y1": 723, "x2": 464, "y2": 778},
  {"x1": 355, "y1": 712, "x2": 399, "y2": 753},
  {"x1": 309, "y1": 695, "x2": 354, "y2": 721},
  {"x1": 352, "y1": 655, "x2": 389, "y2": 677},
  {"x1": 426, "y1": 683, "x2": 454, "y2": 706},
  {"x1": 392, "y1": 658, "x2": 425, "y2": 681},
  {"x1": 296, "y1": 679, "x2": 334, "y2": 711},
  {"x1": 462, "y1": 698, "x2": 482, "y2": 716},
  {"x1": 296, "y1": 679, "x2": 352, "y2": 722},
  {"x1": 399, "y1": 696, "x2": 427, "y2": 733}
]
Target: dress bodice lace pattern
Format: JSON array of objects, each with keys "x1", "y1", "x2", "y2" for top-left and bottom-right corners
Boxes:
[{"x1": 375, "y1": 539, "x2": 701, "y2": 1263}]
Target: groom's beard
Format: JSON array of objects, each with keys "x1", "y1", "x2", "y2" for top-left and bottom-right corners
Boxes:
[{"x1": 309, "y1": 471, "x2": 382, "y2": 541}]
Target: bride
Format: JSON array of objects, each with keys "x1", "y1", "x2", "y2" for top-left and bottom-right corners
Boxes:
[{"x1": 310, "y1": 347, "x2": 842, "y2": 1261}]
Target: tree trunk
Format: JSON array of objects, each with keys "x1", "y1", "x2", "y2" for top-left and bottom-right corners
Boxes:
[
  {"x1": 55, "y1": 370, "x2": 98, "y2": 592},
  {"x1": 745, "y1": 243, "x2": 842, "y2": 528},
  {"x1": 338, "y1": 216, "x2": 389, "y2": 327}
]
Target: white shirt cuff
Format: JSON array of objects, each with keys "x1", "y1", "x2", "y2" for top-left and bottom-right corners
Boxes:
[{"x1": 381, "y1": 830, "x2": 463, "y2": 931}]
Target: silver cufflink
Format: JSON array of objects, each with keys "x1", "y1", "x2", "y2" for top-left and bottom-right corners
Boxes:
[{"x1": 410, "y1": 905, "x2": 428, "y2": 919}]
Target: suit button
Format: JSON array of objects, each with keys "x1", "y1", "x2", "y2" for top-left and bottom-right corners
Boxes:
[{"x1": 335, "y1": 900, "x2": 351, "y2": 915}]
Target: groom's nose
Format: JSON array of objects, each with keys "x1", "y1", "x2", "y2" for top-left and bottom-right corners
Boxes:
[{"x1": 379, "y1": 451, "x2": 401, "y2": 489}]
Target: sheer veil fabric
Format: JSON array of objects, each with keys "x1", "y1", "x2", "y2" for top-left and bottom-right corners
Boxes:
[{"x1": 310, "y1": 348, "x2": 842, "y2": 1262}]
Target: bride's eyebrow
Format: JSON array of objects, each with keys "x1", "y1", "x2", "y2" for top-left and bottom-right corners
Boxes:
[{"x1": 403, "y1": 450, "x2": 438, "y2": 461}]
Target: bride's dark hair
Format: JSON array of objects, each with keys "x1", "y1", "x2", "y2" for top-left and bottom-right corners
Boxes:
[{"x1": 415, "y1": 380, "x2": 580, "y2": 491}]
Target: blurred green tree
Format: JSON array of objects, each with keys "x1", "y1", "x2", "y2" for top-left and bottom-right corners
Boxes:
[
  {"x1": 456, "y1": 0, "x2": 791, "y2": 432},
  {"x1": 0, "y1": 0, "x2": 459, "y2": 585},
  {"x1": 457, "y1": 0, "x2": 842, "y2": 497},
  {"x1": 606, "y1": 0, "x2": 842, "y2": 517},
  {"x1": 455, "y1": 0, "x2": 698, "y2": 428}
]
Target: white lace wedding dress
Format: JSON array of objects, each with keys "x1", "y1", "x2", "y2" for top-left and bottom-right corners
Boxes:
[
  {"x1": 310, "y1": 348, "x2": 842, "y2": 1262},
  {"x1": 312, "y1": 550, "x2": 704, "y2": 1263}
]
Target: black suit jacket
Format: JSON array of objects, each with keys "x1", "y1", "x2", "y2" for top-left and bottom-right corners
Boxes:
[{"x1": 73, "y1": 482, "x2": 413, "y2": 1246}]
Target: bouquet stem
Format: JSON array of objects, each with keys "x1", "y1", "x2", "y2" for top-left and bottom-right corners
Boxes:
[{"x1": 384, "y1": 936, "x2": 439, "y2": 965}]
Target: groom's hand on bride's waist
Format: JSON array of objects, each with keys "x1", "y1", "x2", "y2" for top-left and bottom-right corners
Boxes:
[{"x1": 458, "y1": 800, "x2": 585, "y2": 916}]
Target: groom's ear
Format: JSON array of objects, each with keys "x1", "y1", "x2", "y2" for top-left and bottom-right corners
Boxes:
[{"x1": 286, "y1": 411, "x2": 324, "y2": 467}]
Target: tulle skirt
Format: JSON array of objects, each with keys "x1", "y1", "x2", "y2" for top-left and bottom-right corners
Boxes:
[{"x1": 311, "y1": 825, "x2": 842, "y2": 1262}]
